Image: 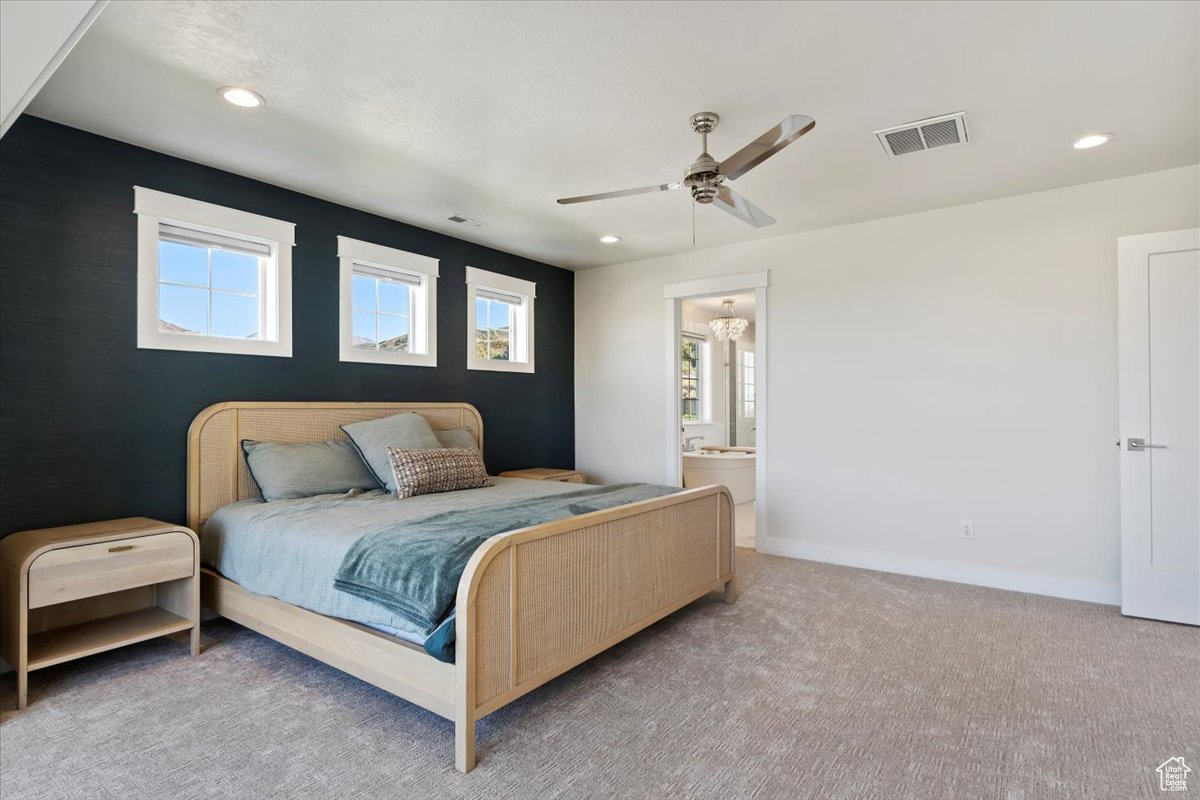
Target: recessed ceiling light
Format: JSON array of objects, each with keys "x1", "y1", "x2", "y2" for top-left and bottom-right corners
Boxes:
[
  {"x1": 599, "y1": 235, "x2": 621, "y2": 244},
  {"x1": 1072, "y1": 133, "x2": 1113, "y2": 150},
  {"x1": 220, "y1": 87, "x2": 264, "y2": 108}
]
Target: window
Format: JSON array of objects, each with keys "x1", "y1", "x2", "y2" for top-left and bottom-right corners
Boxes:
[
  {"x1": 466, "y1": 266, "x2": 535, "y2": 373},
  {"x1": 681, "y1": 333, "x2": 705, "y2": 423},
  {"x1": 135, "y1": 187, "x2": 294, "y2": 357},
  {"x1": 741, "y1": 350, "x2": 756, "y2": 420},
  {"x1": 338, "y1": 236, "x2": 438, "y2": 367},
  {"x1": 475, "y1": 295, "x2": 514, "y2": 361}
]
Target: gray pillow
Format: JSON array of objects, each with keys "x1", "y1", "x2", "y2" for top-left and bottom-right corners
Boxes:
[
  {"x1": 435, "y1": 427, "x2": 478, "y2": 451},
  {"x1": 242, "y1": 439, "x2": 378, "y2": 501},
  {"x1": 341, "y1": 412, "x2": 443, "y2": 493}
]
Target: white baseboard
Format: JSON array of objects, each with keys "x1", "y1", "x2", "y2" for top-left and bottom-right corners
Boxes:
[{"x1": 758, "y1": 538, "x2": 1120, "y2": 606}]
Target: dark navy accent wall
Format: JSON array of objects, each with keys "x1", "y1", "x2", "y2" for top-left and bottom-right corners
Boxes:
[{"x1": 0, "y1": 117, "x2": 575, "y2": 536}]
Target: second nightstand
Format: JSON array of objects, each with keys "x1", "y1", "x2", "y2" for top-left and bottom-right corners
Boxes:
[{"x1": 499, "y1": 468, "x2": 587, "y2": 483}]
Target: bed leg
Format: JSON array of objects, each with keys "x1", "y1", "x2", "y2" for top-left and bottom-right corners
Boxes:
[
  {"x1": 723, "y1": 577, "x2": 737, "y2": 604},
  {"x1": 455, "y1": 716, "x2": 476, "y2": 773},
  {"x1": 455, "y1": 597, "x2": 477, "y2": 773}
]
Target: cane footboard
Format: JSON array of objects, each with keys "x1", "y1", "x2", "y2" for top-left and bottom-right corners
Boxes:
[{"x1": 455, "y1": 485, "x2": 735, "y2": 770}]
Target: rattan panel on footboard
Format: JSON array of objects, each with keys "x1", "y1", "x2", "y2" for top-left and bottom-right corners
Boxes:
[
  {"x1": 187, "y1": 402, "x2": 483, "y2": 530},
  {"x1": 467, "y1": 488, "x2": 733, "y2": 713}
]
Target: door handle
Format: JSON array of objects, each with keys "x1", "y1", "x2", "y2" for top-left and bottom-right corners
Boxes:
[{"x1": 1127, "y1": 437, "x2": 1167, "y2": 451}]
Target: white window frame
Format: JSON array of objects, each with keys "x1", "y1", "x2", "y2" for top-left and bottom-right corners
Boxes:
[
  {"x1": 741, "y1": 349, "x2": 756, "y2": 420},
  {"x1": 134, "y1": 186, "x2": 295, "y2": 357},
  {"x1": 680, "y1": 331, "x2": 706, "y2": 424},
  {"x1": 466, "y1": 266, "x2": 535, "y2": 373},
  {"x1": 338, "y1": 236, "x2": 439, "y2": 367}
]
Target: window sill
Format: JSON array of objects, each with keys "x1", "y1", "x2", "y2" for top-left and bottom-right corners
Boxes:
[
  {"x1": 137, "y1": 331, "x2": 291, "y2": 358},
  {"x1": 468, "y1": 358, "x2": 535, "y2": 374},
  {"x1": 339, "y1": 348, "x2": 436, "y2": 368}
]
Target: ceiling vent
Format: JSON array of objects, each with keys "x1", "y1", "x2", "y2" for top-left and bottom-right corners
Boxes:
[
  {"x1": 447, "y1": 214, "x2": 485, "y2": 228},
  {"x1": 874, "y1": 112, "x2": 969, "y2": 158}
]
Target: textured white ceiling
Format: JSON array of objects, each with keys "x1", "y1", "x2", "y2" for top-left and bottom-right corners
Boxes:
[{"x1": 27, "y1": 1, "x2": 1200, "y2": 270}]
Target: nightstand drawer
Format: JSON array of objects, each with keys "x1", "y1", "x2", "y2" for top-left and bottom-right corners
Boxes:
[{"x1": 28, "y1": 531, "x2": 194, "y2": 608}]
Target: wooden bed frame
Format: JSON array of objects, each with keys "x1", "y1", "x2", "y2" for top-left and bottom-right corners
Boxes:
[{"x1": 188, "y1": 402, "x2": 735, "y2": 773}]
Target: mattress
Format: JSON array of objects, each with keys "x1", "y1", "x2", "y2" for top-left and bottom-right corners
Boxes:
[{"x1": 200, "y1": 477, "x2": 592, "y2": 644}]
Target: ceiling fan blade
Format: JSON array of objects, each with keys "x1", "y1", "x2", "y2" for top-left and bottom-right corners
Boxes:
[
  {"x1": 713, "y1": 186, "x2": 776, "y2": 227},
  {"x1": 557, "y1": 182, "x2": 681, "y2": 205},
  {"x1": 719, "y1": 115, "x2": 815, "y2": 181}
]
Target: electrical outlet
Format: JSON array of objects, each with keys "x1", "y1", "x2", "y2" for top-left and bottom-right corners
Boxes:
[{"x1": 960, "y1": 519, "x2": 975, "y2": 539}]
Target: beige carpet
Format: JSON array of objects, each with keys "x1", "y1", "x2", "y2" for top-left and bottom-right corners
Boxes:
[{"x1": 2, "y1": 550, "x2": 1197, "y2": 800}]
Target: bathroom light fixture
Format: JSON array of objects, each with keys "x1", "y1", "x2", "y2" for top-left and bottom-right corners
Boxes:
[
  {"x1": 1072, "y1": 133, "x2": 1113, "y2": 150},
  {"x1": 220, "y1": 87, "x2": 264, "y2": 108},
  {"x1": 599, "y1": 235, "x2": 621, "y2": 244},
  {"x1": 709, "y1": 298, "x2": 749, "y2": 342}
]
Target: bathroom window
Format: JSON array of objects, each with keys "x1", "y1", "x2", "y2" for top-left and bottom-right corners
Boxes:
[
  {"x1": 681, "y1": 333, "x2": 705, "y2": 423},
  {"x1": 134, "y1": 187, "x2": 295, "y2": 357},
  {"x1": 741, "y1": 350, "x2": 756, "y2": 420},
  {"x1": 338, "y1": 236, "x2": 439, "y2": 367},
  {"x1": 466, "y1": 266, "x2": 535, "y2": 373}
]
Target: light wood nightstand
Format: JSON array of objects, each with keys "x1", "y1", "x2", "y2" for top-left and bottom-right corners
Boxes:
[
  {"x1": 1, "y1": 517, "x2": 200, "y2": 708},
  {"x1": 499, "y1": 468, "x2": 587, "y2": 483}
]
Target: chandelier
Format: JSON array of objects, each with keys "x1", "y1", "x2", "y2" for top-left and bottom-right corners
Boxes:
[{"x1": 709, "y1": 298, "x2": 749, "y2": 342}]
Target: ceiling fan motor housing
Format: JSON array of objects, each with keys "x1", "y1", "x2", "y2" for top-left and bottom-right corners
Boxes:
[
  {"x1": 686, "y1": 112, "x2": 724, "y2": 203},
  {"x1": 684, "y1": 153, "x2": 722, "y2": 203}
]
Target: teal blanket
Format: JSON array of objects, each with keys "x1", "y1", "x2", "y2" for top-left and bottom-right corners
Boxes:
[{"x1": 333, "y1": 483, "x2": 680, "y2": 644}]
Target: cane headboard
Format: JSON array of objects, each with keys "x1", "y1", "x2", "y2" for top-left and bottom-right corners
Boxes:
[{"x1": 186, "y1": 402, "x2": 484, "y2": 530}]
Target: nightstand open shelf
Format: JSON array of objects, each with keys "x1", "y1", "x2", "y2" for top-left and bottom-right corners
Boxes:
[{"x1": 27, "y1": 606, "x2": 194, "y2": 671}]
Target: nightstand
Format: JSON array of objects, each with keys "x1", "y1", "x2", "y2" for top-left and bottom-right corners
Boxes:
[
  {"x1": 1, "y1": 517, "x2": 200, "y2": 708},
  {"x1": 499, "y1": 468, "x2": 587, "y2": 483}
]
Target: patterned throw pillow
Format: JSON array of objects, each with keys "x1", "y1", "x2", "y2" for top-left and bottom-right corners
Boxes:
[{"x1": 386, "y1": 447, "x2": 493, "y2": 499}]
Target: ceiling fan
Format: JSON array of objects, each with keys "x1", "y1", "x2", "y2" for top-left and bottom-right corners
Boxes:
[{"x1": 557, "y1": 111, "x2": 815, "y2": 228}]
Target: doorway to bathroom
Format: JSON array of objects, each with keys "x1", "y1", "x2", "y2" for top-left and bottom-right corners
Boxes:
[{"x1": 664, "y1": 272, "x2": 768, "y2": 550}]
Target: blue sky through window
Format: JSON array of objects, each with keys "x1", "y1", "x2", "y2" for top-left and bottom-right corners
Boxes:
[
  {"x1": 157, "y1": 240, "x2": 260, "y2": 338},
  {"x1": 352, "y1": 272, "x2": 410, "y2": 349},
  {"x1": 476, "y1": 298, "x2": 511, "y2": 330}
]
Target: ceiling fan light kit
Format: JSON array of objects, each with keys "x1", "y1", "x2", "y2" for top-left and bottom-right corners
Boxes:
[{"x1": 557, "y1": 110, "x2": 816, "y2": 230}]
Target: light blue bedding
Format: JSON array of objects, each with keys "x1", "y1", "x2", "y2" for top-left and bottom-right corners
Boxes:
[
  {"x1": 334, "y1": 483, "x2": 680, "y2": 633},
  {"x1": 200, "y1": 477, "x2": 593, "y2": 642}
]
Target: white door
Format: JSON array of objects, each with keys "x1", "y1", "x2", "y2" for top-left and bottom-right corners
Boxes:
[{"x1": 1118, "y1": 228, "x2": 1200, "y2": 625}]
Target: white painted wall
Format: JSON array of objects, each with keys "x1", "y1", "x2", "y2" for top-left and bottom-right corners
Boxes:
[{"x1": 576, "y1": 166, "x2": 1200, "y2": 603}]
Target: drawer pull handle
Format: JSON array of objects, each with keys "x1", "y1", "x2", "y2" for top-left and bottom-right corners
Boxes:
[{"x1": 107, "y1": 544, "x2": 134, "y2": 553}]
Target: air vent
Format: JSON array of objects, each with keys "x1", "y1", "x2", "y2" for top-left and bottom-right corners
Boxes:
[
  {"x1": 875, "y1": 112, "x2": 969, "y2": 158},
  {"x1": 447, "y1": 214, "x2": 485, "y2": 228}
]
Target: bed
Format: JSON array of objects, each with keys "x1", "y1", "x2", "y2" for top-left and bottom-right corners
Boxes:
[{"x1": 189, "y1": 401, "x2": 735, "y2": 773}]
